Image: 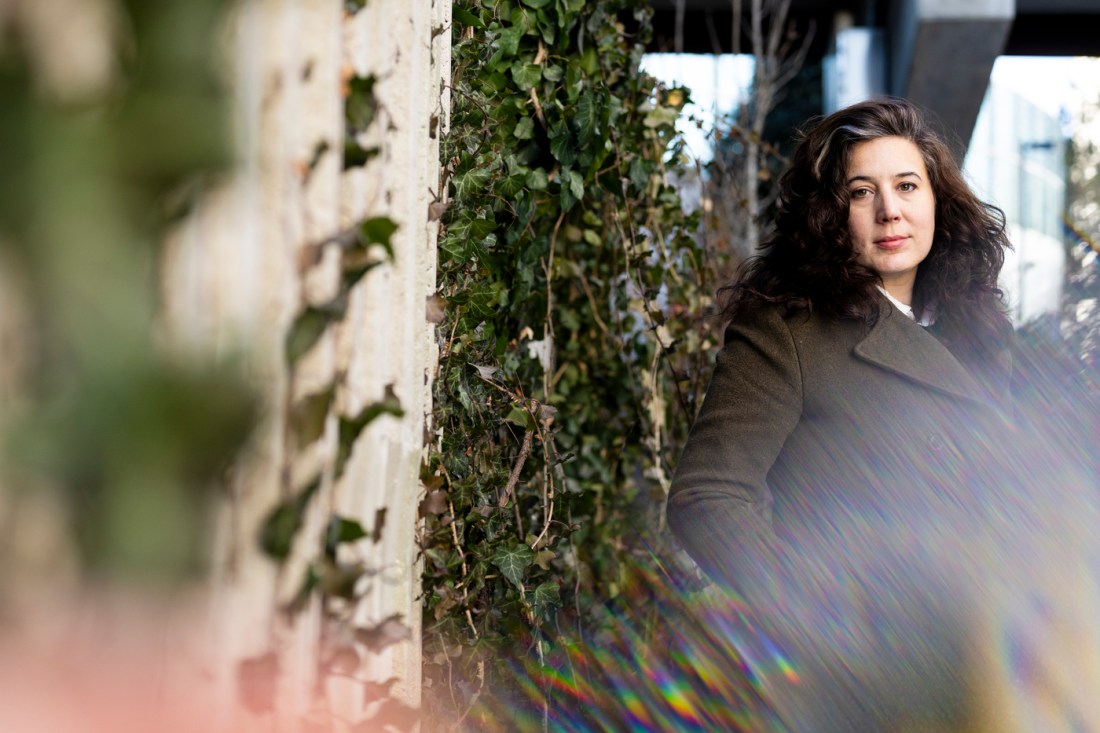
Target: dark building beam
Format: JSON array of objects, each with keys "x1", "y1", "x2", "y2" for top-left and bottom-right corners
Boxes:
[
  {"x1": 1007, "y1": 13, "x2": 1100, "y2": 56},
  {"x1": 888, "y1": 0, "x2": 1014, "y2": 154}
]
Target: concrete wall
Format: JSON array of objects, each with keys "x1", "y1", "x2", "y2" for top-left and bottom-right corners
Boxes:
[{"x1": 160, "y1": 0, "x2": 448, "y2": 721}]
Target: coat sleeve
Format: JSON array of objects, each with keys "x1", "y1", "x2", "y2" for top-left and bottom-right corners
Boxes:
[{"x1": 666, "y1": 305, "x2": 804, "y2": 593}]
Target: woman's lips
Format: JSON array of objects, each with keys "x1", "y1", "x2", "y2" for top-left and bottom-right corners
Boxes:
[{"x1": 874, "y1": 235, "x2": 907, "y2": 250}]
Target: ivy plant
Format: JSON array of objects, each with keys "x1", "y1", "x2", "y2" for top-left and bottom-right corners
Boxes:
[{"x1": 425, "y1": 0, "x2": 720, "y2": 725}]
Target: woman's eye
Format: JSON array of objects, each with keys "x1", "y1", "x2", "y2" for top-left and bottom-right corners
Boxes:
[
  {"x1": 850, "y1": 188, "x2": 870, "y2": 199},
  {"x1": 898, "y1": 182, "x2": 916, "y2": 192}
]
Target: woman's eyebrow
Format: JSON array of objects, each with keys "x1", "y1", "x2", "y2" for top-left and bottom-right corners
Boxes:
[{"x1": 846, "y1": 171, "x2": 923, "y2": 184}]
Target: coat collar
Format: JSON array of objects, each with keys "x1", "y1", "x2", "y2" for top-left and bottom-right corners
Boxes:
[{"x1": 854, "y1": 301, "x2": 1011, "y2": 409}]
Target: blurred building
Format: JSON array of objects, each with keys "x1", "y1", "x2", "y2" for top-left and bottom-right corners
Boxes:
[{"x1": 965, "y1": 82, "x2": 1068, "y2": 326}]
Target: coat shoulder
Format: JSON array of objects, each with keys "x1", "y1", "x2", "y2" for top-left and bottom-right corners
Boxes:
[{"x1": 722, "y1": 303, "x2": 866, "y2": 355}]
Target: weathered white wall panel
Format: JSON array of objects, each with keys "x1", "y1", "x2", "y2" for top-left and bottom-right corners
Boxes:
[
  {"x1": 159, "y1": 0, "x2": 448, "y2": 723},
  {"x1": 337, "y1": 0, "x2": 450, "y2": 708}
]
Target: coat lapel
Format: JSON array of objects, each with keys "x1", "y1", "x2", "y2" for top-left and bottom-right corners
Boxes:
[{"x1": 854, "y1": 303, "x2": 1006, "y2": 408}]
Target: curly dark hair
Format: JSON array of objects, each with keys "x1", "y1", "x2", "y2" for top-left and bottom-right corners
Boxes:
[{"x1": 722, "y1": 97, "x2": 1013, "y2": 357}]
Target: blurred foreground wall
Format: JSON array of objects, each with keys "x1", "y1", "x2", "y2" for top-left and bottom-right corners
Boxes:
[{"x1": 160, "y1": 0, "x2": 449, "y2": 719}]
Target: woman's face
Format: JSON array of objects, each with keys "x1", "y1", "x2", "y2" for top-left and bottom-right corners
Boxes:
[{"x1": 845, "y1": 135, "x2": 936, "y2": 305}]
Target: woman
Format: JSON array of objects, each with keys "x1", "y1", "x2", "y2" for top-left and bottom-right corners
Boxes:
[{"x1": 666, "y1": 98, "x2": 1091, "y2": 730}]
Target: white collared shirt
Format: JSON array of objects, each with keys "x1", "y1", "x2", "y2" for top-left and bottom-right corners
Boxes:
[{"x1": 877, "y1": 286, "x2": 935, "y2": 326}]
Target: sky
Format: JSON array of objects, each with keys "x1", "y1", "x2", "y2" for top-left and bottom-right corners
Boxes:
[
  {"x1": 991, "y1": 56, "x2": 1100, "y2": 122},
  {"x1": 640, "y1": 52, "x2": 755, "y2": 161}
]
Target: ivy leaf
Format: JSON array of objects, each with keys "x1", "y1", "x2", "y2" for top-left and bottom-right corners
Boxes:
[
  {"x1": 525, "y1": 168, "x2": 548, "y2": 191},
  {"x1": 539, "y1": 21, "x2": 555, "y2": 45},
  {"x1": 560, "y1": 168, "x2": 585, "y2": 211},
  {"x1": 509, "y1": 5, "x2": 535, "y2": 32},
  {"x1": 468, "y1": 216, "x2": 496, "y2": 239},
  {"x1": 497, "y1": 26, "x2": 523, "y2": 56},
  {"x1": 336, "y1": 385, "x2": 404, "y2": 476},
  {"x1": 325, "y1": 515, "x2": 368, "y2": 558},
  {"x1": 513, "y1": 116, "x2": 535, "y2": 140},
  {"x1": 485, "y1": 70, "x2": 509, "y2": 92},
  {"x1": 342, "y1": 257, "x2": 385, "y2": 290},
  {"x1": 644, "y1": 105, "x2": 679, "y2": 129},
  {"x1": 498, "y1": 173, "x2": 527, "y2": 197},
  {"x1": 579, "y1": 47, "x2": 598, "y2": 76},
  {"x1": 319, "y1": 560, "x2": 366, "y2": 600},
  {"x1": 574, "y1": 91, "x2": 599, "y2": 144},
  {"x1": 565, "y1": 168, "x2": 584, "y2": 200},
  {"x1": 355, "y1": 614, "x2": 412, "y2": 652},
  {"x1": 341, "y1": 225, "x2": 393, "y2": 285},
  {"x1": 359, "y1": 216, "x2": 399, "y2": 253},
  {"x1": 290, "y1": 384, "x2": 335, "y2": 446},
  {"x1": 533, "y1": 548, "x2": 555, "y2": 570},
  {"x1": 454, "y1": 167, "x2": 492, "y2": 198},
  {"x1": 345, "y1": 75, "x2": 378, "y2": 132},
  {"x1": 419, "y1": 489, "x2": 448, "y2": 516},
  {"x1": 564, "y1": 61, "x2": 583, "y2": 99},
  {"x1": 285, "y1": 307, "x2": 332, "y2": 366},
  {"x1": 504, "y1": 403, "x2": 531, "y2": 428},
  {"x1": 258, "y1": 477, "x2": 321, "y2": 561},
  {"x1": 492, "y1": 543, "x2": 534, "y2": 588},
  {"x1": 452, "y1": 6, "x2": 484, "y2": 29},
  {"x1": 511, "y1": 63, "x2": 542, "y2": 91},
  {"x1": 520, "y1": 0, "x2": 552, "y2": 7},
  {"x1": 531, "y1": 580, "x2": 561, "y2": 614},
  {"x1": 344, "y1": 139, "x2": 380, "y2": 170},
  {"x1": 549, "y1": 125, "x2": 577, "y2": 167}
]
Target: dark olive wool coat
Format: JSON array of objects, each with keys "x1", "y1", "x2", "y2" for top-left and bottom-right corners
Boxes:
[
  {"x1": 665, "y1": 299, "x2": 1038, "y2": 730},
  {"x1": 668, "y1": 299, "x2": 1016, "y2": 587}
]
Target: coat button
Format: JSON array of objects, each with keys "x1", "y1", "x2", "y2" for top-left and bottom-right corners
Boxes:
[{"x1": 927, "y1": 433, "x2": 947, "y2": 452}]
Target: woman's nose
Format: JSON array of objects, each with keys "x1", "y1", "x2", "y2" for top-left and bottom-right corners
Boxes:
[{"x1": 877, "y1": 192, "x2": 901, "y2": 222}]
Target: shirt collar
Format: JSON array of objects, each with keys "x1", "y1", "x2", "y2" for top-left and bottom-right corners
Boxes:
[{"x1": 876, "y1": 286, "x2": 935, "y2": 326}]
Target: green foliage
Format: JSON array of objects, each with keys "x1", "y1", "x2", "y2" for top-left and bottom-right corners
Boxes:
[
  {"x1": 0, "y1": 0, "x2": 255, "y2": 582},
  {"x1": 425, "y1": 0, "x2": 718, "y2": 723},
  {"x1": 345, "y1": 73, "x2": 381, "y2": 169}
]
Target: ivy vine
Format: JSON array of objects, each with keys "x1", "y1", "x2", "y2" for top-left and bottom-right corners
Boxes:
[{"x1": 425, "y1": 0, "x2": 721, "y2": 724}]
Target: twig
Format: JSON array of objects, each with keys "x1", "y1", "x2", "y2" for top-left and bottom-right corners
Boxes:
[
  {"x1": 446, "y1": 497, "x2": 480, "y2": 639},
  {"x1": 574, "y1": 267, "x2": 611, "y2": 336},
  {"x1": 529, "y1": 425, "x2": 557, "y2": 550},
  {"x1": 542, "y1": 212, "x2": 564, "y2": 401},
  {"x1": 499, "y1": 429, "x2": 534, "y2": 509},
  {"x1": 442, "y1": 313, "x2": 460, "y2": 359}
]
